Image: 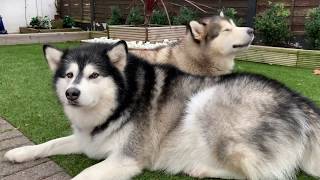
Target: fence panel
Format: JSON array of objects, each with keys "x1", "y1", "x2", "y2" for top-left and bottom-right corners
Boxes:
[{"x1": 58, "y1": 0, "x2": 320, "y2": 33}]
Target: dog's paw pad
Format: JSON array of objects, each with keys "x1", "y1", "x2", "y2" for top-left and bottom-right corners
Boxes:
[{"x1": 4, "y1": 146, "x2": 36, "y2": 163}]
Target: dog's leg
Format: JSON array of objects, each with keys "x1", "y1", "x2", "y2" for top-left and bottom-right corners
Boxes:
[
  {"x1": 4, "y1": 135, "x2": 80, "y2": 163},
  {"x1": 301, "y1": 138, "x2": 320, "y2": 178},
  {"x1": 185, "y1": 165, "x2": 245, "y2": 179},
  {"x1": 72, "y1": 154, "x2": 142, "y2": 180}
]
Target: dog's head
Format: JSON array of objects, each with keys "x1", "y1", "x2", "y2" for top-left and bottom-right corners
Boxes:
[
  {"x1": 187, "y1": 14, "x2": 254, "y2": 56},
  {"x1": 43, "y1": 42, "x2": 128, "y2": 113}
]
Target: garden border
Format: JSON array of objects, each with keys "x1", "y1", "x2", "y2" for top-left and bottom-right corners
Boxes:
[
  {"x1": 107, "y1": 25, "x2": 186, "y2": 42},
  {"x1": 236, "y1": 45, "x2": 320, "y2": 69},
  {"x1": 0, "y1": 32, "x2": 90, "y2": 45},
  {"x1": 19, "y1": 27, "x2": 82, "y2": 34}
]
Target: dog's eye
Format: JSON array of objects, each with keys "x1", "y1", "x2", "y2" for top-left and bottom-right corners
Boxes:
[
  {"x1": 89, "y1": 72, "x2": 99, "y2": 79},
  {"x1": 223, "y1": 29, "x2": 231, "y2": 32},
  {"x1": 66, "y1": 72, "x2": 73, "y2": 79}
]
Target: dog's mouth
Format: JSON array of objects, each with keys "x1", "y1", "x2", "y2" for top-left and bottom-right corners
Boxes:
[
  {"x1": 68, "y1": 100, "x2": 80, "y2": 107},
  {"x1": 233, "y1": 42, "x2": 251, "y2": 48}
]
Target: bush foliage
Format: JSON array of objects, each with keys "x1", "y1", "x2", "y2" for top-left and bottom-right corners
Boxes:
[
  {"x1": 305, "y1": 7, "x2": 320, "y2": 49},
  {"x1": 150, "y1": 10, "x2": 169, "y2": 25},
  {"x1": 254, "y1": 2, "x2": 291, "y2": 46},
  {"x1": 30, "y1": 16, "x2": 51, "y2": 29},
  {"x1": 127, "y1": 7, "x2": 144, "y2": 25},
  {"x1": 223, "y1": 8, "x2": 244, "y2": 26},
  {"x1": 173, "y1": 7, "x2": 199, "y2": 25},
  {"x1": 108, "y1": 6, "x2": 123, "y2": 25},
  {"x1": 63, "y1": 16, "x2": 75, "y2": 28},
  {"x1": 30, "y1": 16, "x2": 41, "y2": 27}
]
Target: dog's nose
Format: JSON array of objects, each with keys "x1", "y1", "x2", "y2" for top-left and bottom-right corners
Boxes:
[
  {"x1": 65, "y1": 88, "x2": 80, "y2": 101},
  {"x1": 247, "y1": 28, "x2": 254, "y2": 36}
]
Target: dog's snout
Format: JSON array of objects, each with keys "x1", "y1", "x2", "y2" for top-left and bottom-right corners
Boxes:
[
  {"x1": 247, "y1": 28, "x2": 254, "y2": 36},
  {"x1": 66, "y1": 88, "x2": 80, "y2": 101}
]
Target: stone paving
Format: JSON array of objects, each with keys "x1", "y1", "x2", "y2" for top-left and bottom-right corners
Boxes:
[{"x1": 0, "y1": 118, "x2": 71, "y2": 180}]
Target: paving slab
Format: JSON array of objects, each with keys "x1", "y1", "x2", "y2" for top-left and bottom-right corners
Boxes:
[{"x1": 0, "y1": 118, "x2": 71, "y2": 180}]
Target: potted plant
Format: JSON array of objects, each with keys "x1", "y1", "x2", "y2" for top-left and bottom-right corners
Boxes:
[{"x1": 106, "y1": 0, "x2": 210, "y2": 42}]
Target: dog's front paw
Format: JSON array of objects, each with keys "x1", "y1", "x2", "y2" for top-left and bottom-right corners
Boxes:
[{"x1": 4, "y1": 146, "x2": 38, "y2": 163}]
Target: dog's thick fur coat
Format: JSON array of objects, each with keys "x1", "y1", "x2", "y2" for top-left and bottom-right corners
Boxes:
[{"x1": 5, "y1": 42, "x2": 320, "y2": 180}]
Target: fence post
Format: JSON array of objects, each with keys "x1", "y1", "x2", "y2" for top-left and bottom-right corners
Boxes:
[
  {"x1": 90, "y1": 0, "x2": 96, "y2": 30},
  {"x1": 247, "y1": 0, "x2": 257, "y2": 27}
]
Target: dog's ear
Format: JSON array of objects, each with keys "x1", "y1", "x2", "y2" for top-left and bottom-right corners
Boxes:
[
  {"x1": 189, "y1": 21, "x2": 205, "y2": 41},
  {"x1": 107, "y1": 40, "x2": 128, "y2": 71},
  {"x1": 43, "y1": 45, "x2": 63, "y2": 72},
  {"x1": 229, "y1": 19, "x2": 236, "y2": 27},
  {"x1": 220, "y1": 11, "x2": 225, "y2": 17}
]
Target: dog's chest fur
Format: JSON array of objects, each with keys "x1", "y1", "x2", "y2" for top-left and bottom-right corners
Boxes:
[{"x1": 72, "y1": 121, "x2": 134, "y2": 160}]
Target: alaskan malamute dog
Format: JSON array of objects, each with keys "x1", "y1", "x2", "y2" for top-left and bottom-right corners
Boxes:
[
  {"x1": 131, "y1": 14, "x2": 254, "y2": 76},
  {"x1": 5, "y1": 41, "x2": 320, "y2": 180}
]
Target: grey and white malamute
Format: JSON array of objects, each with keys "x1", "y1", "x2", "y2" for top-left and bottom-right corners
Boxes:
[
  {"x1": 131, "y1": 13, "x2": 254, "y2": 76},
  {"x1": 5, "y1": 41, "x2": 320, "y2": 180}
]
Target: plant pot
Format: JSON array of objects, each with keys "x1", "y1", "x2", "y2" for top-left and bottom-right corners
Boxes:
[
  {"x1": 19, "y1": 27, "x2": 82, "y2": 34},
  {"x1": 107, "y1": 25, "x2": 186, "y2": 42},
  {"x1": 54, "y1": 14, "x2": 60, "y2": 20}
]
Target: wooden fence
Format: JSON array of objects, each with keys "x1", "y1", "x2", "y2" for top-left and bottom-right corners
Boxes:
[
  {"x1": 57, "y1": 0, "x2": 320, "y2": 33},
  {"x1": 257, "y1": 0, "x2": 320, "y2": 33}
]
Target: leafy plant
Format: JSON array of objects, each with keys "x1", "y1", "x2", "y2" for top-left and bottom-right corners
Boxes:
[
  {"x1": 150, "y1": 10, "x2": 168, "y2": 25},
  {"x1": 127, "y1": 6, "x2": 144, "y2": 25},
  {"x1": 223, "y1": 8, "x2": 244, "y2": 26},
  {"x1": 30, "y1": 16, "x2": 41, "y2": 27},
  {"x1": 108, "y1": 6, "x2": 123, "y2": 25},
  {"x1": 63, "y1": 16, "x2": 75, "y2": 28},
  {"x1": 254, "y1": 2, "x2": 291, "y2": 46},
  {"x1": 173, "y1": 7, "x2": 199, "y2": 25},
  {"x1": 305, "y1": 7, "x2": 320, "y2": 49},
  {"x1": 29, "y1": 16, "x2": 52, "y2": 29},
  {"x1": 40, "y1": 16, "x2": 51, "y2": 29}
]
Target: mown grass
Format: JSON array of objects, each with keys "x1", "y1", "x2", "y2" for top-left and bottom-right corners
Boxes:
[{"x1": 0, "y1": 42, "x2": 319, "y2": 180}]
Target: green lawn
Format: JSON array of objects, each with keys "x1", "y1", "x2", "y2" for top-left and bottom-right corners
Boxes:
[{"x1": 0, "y1": 42, "x2": 319, "y2": 180}]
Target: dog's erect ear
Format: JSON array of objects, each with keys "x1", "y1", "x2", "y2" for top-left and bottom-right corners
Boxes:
[
  {"x1": 189, "y1": 21, "x2": 205, "y2": 41},
  {"x1": 229, "y1": 19, "x2": 236, "y2": 27},
  {"x1": 107, "y1": 40, "x2": 128, "y2": 71},
  {"x1": 43, "y1": 45, "x2": 63, "y2": 72},
  {"x1": 220, "y1": 11, "x2": 225, "y2": 17}
]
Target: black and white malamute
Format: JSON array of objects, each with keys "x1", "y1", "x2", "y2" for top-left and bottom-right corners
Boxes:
[{"x1": 5, "y1": 41, "x2": 320, "y2": 180}]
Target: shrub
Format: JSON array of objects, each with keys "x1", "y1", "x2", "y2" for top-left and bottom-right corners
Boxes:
[
  {"x1": 30, "y1": 16, "x2": 41, "y2": 27},
  {"x1": 150, "y1": 10, "x2": 169, "y2": 25},
  {"x1": 305, "y1": 7, "x2": 320, "y2": 49},
  {"x1": 39, "y1": 16, "x2": 51, "y2": 29},
  {"x1": 127, "y1": 7, "x2": 144, "y2": 25},
  {"x1": 173, "y1": 7, "x2": 199, "y2": 25},
  {"x1": 63, "y1": 16, "x2": 75, "y2": 28},
  {"x1": 108, "y1": 6, "x2": 123, "y2": 25},
  {"x1": 223, "y1": 8, "x2": 244, "y2": 26},
  {"x1": 254, "y1": 2, "x2": 291, "y2": 46},
  {"x1": 30, "y1": 16, "x2": 52, "y2": 29}
]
